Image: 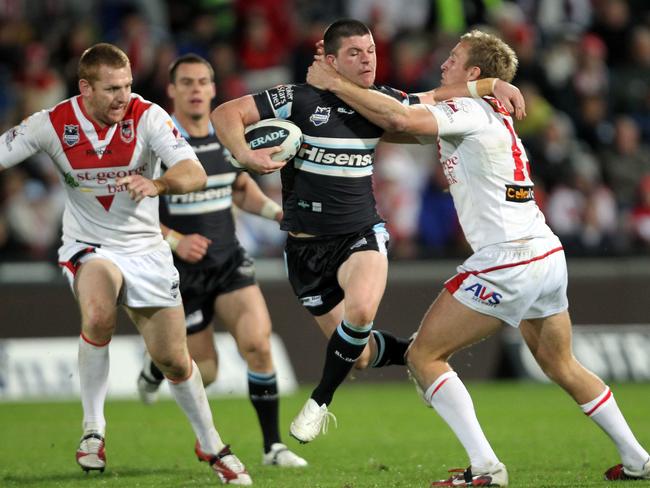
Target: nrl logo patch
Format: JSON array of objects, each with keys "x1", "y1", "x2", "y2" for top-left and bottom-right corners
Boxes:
[
  {"x1": 309, "y1": 106, "x2": 331, "y2": 126},
  {"x1": 120, "y1": 119, "x2": 134, "y2": 143},
  {"x1": 63, "y1": 124, "x2": 79, "y2": 147}
]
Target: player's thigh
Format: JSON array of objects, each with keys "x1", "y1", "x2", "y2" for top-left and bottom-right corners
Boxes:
[
  {"x1": 337, "y1": 250, "x2": 387, "y2": 314},
  {"x1": 75, "y1": 258, "x2": 123, "y2": 329},
  {"x1": 128, "y1": 305, "x2": 189, "y2": 365},
  {"x1": 410, "y1": 289, "x2": 503, "y2": 362},
  {"x1": 520, "y1": 311, "x2": 574, "y2": 366},
  {"x1": 214, "y1": 285, "x2": 272, "y2": 348},
  {"x1": 186, "y1": 325, "x2": 218, "y2": 365}
]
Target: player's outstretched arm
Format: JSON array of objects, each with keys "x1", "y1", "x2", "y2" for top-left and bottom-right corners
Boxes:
[
  {"x1": 232, "y1": 172, "x2": 282, "y2": 222},
  {"x1": 307, "y1": 60, "x2": 439, "y2": 137},
  {"x1": 417, "y1": 79, "x2": 526, "y2": 119},
  {"x1": 211, "y1": 96, "x2": 285, "y2": 175}
]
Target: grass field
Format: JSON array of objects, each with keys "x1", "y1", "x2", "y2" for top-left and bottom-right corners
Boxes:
[{"x1": 1, "y1": 381, "x2": 648, "y2": 487}]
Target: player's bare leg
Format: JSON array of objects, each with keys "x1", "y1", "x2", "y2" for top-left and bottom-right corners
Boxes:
[
  {"x1": 521, "y1": 313, "x2": 650, "y2": 480},
  {"x1": 407, "y1": 289, "x2": 508, "y2": 486},
  {"x1": 131, "y1": 305, "x2": 251, "y2": 485},
  {"x1": 74, "y1": 258, "x2": 123, "y2": 473},
  {"x1": 216, "y1": 285, "x2": 307, "y2": 467}
]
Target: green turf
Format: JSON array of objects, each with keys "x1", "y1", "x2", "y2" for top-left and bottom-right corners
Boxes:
[{"x1": 0, "y1": 382, "x2": 648, "y2": 487}]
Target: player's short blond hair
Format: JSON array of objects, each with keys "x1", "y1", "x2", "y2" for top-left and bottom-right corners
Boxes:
[
  {"x1": 78, "y1": 43, "x2": 130, "y2": 83},
  {"x1": 460, "y1": 30, "x2": 518, "y2": 83}
]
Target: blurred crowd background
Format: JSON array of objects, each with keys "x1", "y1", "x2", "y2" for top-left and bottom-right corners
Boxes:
[{"x1": 0, "y1": 0, "x2": 649, "y2": 262}]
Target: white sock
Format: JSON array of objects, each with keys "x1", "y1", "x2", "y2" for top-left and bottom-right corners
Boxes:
[
  {"x1": 78, "y1": 334, "x2": 109, "y2": 434},
  {"x1": 581, "y1": 387, "x2": 649, "y2": 470},
  {"x1": 168, "y1": 360, "x2": 224, "y2": 455},
  {"x1": 425, "y1": 371, "x2": 500, "y2": 471}
]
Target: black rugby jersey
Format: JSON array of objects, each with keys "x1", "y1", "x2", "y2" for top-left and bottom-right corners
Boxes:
[
  {"x1": 160, "y1": 118, "x2": 242, "y2": 268},
  {"x1": 253, "y1": 84, "x2": 419, "y2": 236}
]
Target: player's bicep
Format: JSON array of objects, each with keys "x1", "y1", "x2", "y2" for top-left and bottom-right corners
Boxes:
[{"x1": 401, "y1": 105, "x2": 439, "y2": 137}]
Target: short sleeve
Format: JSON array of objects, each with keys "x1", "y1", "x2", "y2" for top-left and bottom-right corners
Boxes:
[
  {"x1": 252, "y1": 84, "x2": 296, "y2": 120},
  {"x1": 0, "y1": 110, "x2": 50, "y2": 169},
  {"x1": 141, "y1": 104, "x2": 198, "y2": 168},
  {"x1": 425, "y1": 98, "x2": 486, "y2": 137}
]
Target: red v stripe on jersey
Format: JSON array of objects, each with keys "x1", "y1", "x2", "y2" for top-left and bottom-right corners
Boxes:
[{"x1": 49, "y1": 96, "x2": 152, "y2": 210}]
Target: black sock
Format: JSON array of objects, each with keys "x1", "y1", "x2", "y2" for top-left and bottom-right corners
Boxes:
[
  {"x1": 248, "y1": 370, "x2": 280, "y2": 452},
  {"x1": 370, "y1": 330, "x2": 411, "y2": 367},
  {"x1": 148, "y1": 359, "x2": 165, "y2": 381},
  {"x1": 311, "y1": 320, "x2": 372, "y2": 406}
]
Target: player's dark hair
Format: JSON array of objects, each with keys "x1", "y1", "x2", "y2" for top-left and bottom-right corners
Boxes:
[
  {"x1": 323, "y1": 19, "x2": 371, "y2": 55},
  {"x1": 168, "y1": 53, "x2": 215, "y2": 83},
  {"x1": 78, "y1": 43, "x2": 130, "y2": 83}
]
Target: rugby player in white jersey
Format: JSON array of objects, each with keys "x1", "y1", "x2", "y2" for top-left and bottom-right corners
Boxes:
[
  {"x1": 136, "y1": 53, "x2": 306, "y2": 468},
  {"x1": 307, "y1": 30, "x2": 650, "y2": 485},
  {"x1": 0, "y1": 43, "x2": 251, "y2": 485}
]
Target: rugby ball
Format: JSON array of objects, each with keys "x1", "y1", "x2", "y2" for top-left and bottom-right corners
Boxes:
[{"x1": 229, "y1": 118, "x2": 303, "y2": 169}]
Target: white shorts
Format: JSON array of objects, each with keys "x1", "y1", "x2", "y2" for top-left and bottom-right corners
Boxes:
[
  {"x1": 58, "y1": 240, "x2": 181, "y2": 308},
  {"x1": 444, "y1": 236, "x2": 568, "y2": 327}
]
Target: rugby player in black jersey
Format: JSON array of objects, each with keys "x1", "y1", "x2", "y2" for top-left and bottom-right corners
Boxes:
[
  {"x1": 137, "y1": 54, "x2": 307, "y2": 467},
  {"x1": 211, "y1": 19, "x2": 520, "y2": 445}
]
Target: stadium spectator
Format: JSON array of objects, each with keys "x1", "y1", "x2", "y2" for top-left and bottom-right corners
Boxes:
[
  {"x1": 630, "y1": 174, "x2": 650, "y2": 250},
  {"x1": 601, "y1": 116, "x2": 650, "y2": 210},
  {"x1": 0, "y1": 43, "x2": 252, "y2": 485},
  {"x1": 307, "y1": 28, "x2": 650, "y2": 484},
  {"x1": 213, "y1": 18, "x2": 524, "y2": 446},
  {"x1": 136, "y1": 53, "x2": 307, "y2": 468}
]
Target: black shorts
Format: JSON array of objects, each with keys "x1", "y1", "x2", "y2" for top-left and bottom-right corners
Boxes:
[
  {"x1": 285, "y1": 223, "x2": 390, "y2": 316},
  {"x1": 178, "y1": 245, "x2": 256, "y2": 334}
]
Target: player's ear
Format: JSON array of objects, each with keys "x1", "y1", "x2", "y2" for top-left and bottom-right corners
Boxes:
[
  {"x1": 326, "y1": 54, "x2": 337, "y2": 69},
  {"x1": 468, "y1": 66, "x2": 481, "y2": 81},
  {"x1": 167, "y1": 83, "x2": 175, "y2": 99},
  {"x1": 210, "y1": 82, "x2": 216, "y2": 100},
  {"x1": 79, "y1": 79, "x2": 92, "y2": 97}
]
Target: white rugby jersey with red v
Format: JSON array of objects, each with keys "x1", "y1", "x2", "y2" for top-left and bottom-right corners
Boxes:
[{"x1": 0, "y1": 93, "x2": 196, "y2": 254}]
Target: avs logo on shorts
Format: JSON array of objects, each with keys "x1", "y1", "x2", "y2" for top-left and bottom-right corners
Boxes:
[{"x1": 464, "y1": 283, "x2": 502, "y2": 306}]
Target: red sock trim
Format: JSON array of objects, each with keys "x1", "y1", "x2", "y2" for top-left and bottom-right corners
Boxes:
[
  {"x1": 585, "y1": 388, "x2": 612, "y2": 416},
  {"x1": 430, "y1": 377, "x2": 451, "y2": 399},
  {"x1": 166, "y1": 357, "x2": 194, "y2": 384},
  {"x1": 80, "y1": 332, "x2": 111, "y2": 347}
]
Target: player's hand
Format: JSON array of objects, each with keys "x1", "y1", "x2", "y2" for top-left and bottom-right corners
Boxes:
[
  {"x1": 307, "y1": 59, "x2": 340, "y2": 91},
  {"x1": 235, "y1": 147, "x2": 286, "y2": 175},
  {"x1": 116, "y1": 175, "x2": 158, "y2": 202},
  {"x1": 493, "y1": 80, "x2": 526, "y2": 120},
  {"x1": 176, "y1": 233, "x2": 211, "y2": 263},
  {"x1": 314, "y1": 39, "x2": 324, "y2": 57}
]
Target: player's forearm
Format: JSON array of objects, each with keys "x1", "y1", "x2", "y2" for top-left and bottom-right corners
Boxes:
[
  {"x1": 233, "y1": 175, "x2": 282, "y2": 221},
  {"x1": 428, "y1": 78, "x2": 497, "y2": 103},
  {"x1": 329, "y1": 78, "x2": 411, "y2": 133},
  {"x1": 154, "y1": 159, "x2": 206, "y2": 195}
]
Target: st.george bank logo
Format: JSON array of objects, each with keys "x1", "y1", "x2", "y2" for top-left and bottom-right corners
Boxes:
[{"x1": 464, "y1": 283, "x2": 502, "y2": 306}]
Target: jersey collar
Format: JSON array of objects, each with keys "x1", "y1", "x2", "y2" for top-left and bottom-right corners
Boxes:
[{"x1": 171, "y1": 115, "x2": 215, "y2": 138}]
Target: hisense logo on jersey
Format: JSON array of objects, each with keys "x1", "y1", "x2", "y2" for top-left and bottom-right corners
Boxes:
[
  {"x1": 249, "y1": 129, "x2": 288, "y2": 149},
  {"x1": 297, "y1": 145, "x2": 373, "y2": 167},
  {"x1": 168, "y1": 186, "x2": 232, "y2": 204}
]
